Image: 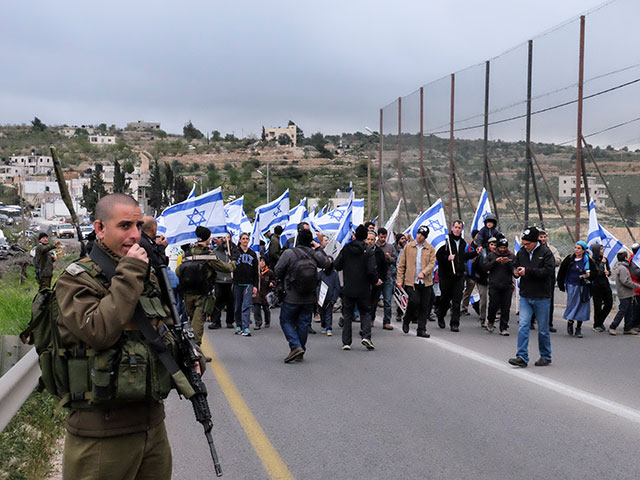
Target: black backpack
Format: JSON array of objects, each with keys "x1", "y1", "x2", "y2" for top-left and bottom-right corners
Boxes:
[
  {"x1": 290, "y1": 248, "x2": 318, "y2": 294},
  {"x1": 178, "y1": 256, "x2": 213, "y2": 295}
]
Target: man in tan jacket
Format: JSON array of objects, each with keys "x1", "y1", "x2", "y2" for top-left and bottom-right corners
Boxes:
[{"x1": 396, "y1": 225, "x2": 436, "y2": 338}]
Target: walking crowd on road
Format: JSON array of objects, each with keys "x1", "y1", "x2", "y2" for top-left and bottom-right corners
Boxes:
[{"x1": 157, "y1": 214, "x2": 640, "y2": 369}]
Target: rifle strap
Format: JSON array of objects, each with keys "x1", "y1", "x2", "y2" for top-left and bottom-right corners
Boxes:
[{"x1": 89, "y1": 246, "x2": 194, "y2": 397}]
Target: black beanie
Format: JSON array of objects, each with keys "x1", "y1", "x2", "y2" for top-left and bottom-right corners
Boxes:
[
  {"x1": 355, "y1": 225, "x2": 367, "y2": 241},
  {"x1": 38, "y1": 232, "x2": 49, "y2": 240},
  {"x1": 521, "y1": 226, "x2": 539, "y2": 242},
  {"x1": 195, "y1": 226, "x2": 211, "y2": 242}
]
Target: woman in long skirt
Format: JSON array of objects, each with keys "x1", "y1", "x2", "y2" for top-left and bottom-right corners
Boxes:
[{"x1": 557, "y1": 241, "x2": 592, "y2": 338}]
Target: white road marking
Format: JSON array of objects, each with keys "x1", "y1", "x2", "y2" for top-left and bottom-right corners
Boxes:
[{"x1": 409, "y1": 331, "x2": 640, "y2": 425}]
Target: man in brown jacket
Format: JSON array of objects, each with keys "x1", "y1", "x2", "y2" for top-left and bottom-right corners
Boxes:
[
  {"x1": 34, "y1": 232, "x2": 61, "y2": 290},
  {"x1": 396, "y1": 225, "x2": 436, "y2": 338},
  {"x1": 55, "y1": 193, "x2": 174, "y2": 479}
]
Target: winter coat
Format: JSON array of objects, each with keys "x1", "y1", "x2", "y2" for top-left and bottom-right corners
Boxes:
[
  {"x1": 317, "y1": 268, "x2": 341, "y2": 306},
  {"x1": 396, "y1": 240, "x2": 436, "y2": 288},
  {"x1": 436, "y1": 234, "x2": 477, "y2": 279},
  {"x1": 253, "y1": 267, "x2": 276, "y2": 305},
  {"x1": 613, "y1": 262, "x2": 640, "y2": 299},
  {"x1": 334, "y1": 239, "x2": 377, "y2": 298},
  {"x1": 484, "y1": 250, "x2": 516, "y2": 288},
  {"x1": 274, "y1": 245, "x2": 330, "y2": 304},
  {"x1": 513, "y1": 243, "x2": 556, "y2": 298}
]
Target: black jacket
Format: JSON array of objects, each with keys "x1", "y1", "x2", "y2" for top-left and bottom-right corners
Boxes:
[
  {"x1": 513, "y1": 243, "x2": 556, "y2": 298},
  {"x1": 590, "y1": 254, "x2": 611, "y2": 290},
  {"x1": 556, "y1": 253, "x2": 592, "y2": 291},
  {"x1": 484, "y1": 250, "x2": 516, "y2": 289},
  {"x1": 371, "y1": 245, "x2": 388, "y2": 283},
  {"x1": 436, "y1": 234, "x2": 477, "y2": 279},
  {"x1": 334, "y1": 240, "x2": 377, "y2": 298}
]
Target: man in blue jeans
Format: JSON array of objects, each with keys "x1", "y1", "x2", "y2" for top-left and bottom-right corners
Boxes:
[
  {"x1": 274, "y1": 229, "x2": 330, "y2": 363},
  {"x1": 374, "y1": 228, "x2": 397, "y2": 330},
  {"x1": 509, "y1": 226, "x2": 556, "y2": 368}
]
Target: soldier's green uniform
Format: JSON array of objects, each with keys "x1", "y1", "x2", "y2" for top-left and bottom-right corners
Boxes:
[
  {"x1": 35, "y1": 242, "x2": 56, "y2": 290},
  {"x1": 176, "y1": 244, "x2": 235, "y2": 345},
  {"x1": 55, "y1": 242, "x2": 173, "y2": 480}
]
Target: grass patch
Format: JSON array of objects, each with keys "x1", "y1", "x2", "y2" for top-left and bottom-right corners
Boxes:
[
  {"x1": 0, "y1": 392, "x2": 65, "y2": 480},
  {"x1": 0, "y1": 269, "x2": 38, "y2": 335}
]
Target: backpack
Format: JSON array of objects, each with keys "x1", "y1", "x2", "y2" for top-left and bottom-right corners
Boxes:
[
  {"x1": 178, "y1": 256, "x2": 213, "y2": 294},
  {"x1": 629, "y1": 258, "x2": 640, "y2": 278},
  {"x1": 290, "y1": 247, "x2": 319, "y2": 294}
]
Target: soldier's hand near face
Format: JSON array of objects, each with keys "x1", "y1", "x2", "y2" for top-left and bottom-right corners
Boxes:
[{"x1": 127, "y1": 244, "x2": 149, "y2": 263}]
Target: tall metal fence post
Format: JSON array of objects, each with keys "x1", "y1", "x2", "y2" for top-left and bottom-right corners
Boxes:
[
  {"x1": 448, "y1": 73, "x2": 455, "y2": 222},
  {"x1": 484, "y1": 60, "x2": 498, "y2": 220},
  {"x1": 379, "y1": 108, "x2": 384, "y2": 225},
  {"x1": 524, "y1": 40, "x2": 533, "y2": 226},
  {"x1": 575, "y1": 15, "x2": 586, "y2": 239}
]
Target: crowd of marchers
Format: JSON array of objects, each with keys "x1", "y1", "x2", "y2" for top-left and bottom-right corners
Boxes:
[{"x1": 114, "y1": 213, "x2": 640, "y2": 368}]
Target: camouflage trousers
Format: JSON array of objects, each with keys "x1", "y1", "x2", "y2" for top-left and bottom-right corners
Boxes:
[
  {"x1": 62, "y1": 421, "x2": 171, "y2": 480},
  {"x1": 184, "y1": 294, "x2": 206, "y2": 345}
]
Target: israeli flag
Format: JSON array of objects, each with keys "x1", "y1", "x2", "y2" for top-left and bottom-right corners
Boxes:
[
  {"x1": 280, "y1": 199, "x2": 309, "y2": 247},
  {"x1": 249, "y1": 213, "x2": 263, "y2": 253},
  {"x1": 187, "y1": 183, "x2": 196, "y2": 200},
  {"x1": 587, "y1": 199, "x2": 627, "y2": 267},
  {"x1": 224, "y1": 196, "x2": 252, "y2": 243},
  {"x1": 335, "y1": 193, "x2": 354, "y2": 246},
  {"x1": 314, "y1": 206, "x2": 346, "y2": 233},
  {"x1": 514, "y1": 235, "x2": 521, "y2": 253},
  {"x1": 471, "y1": 188, "x2": 492, "y2": 234},
  {"x1": 254, "y1": 189, "x2": 290, "y2": 235},
  {"x1": 157, "y1": 187, "x2": 226, "y2": 246},
  {"x1": 404, "y1": 199, "x2": 449, "y2": 251}
]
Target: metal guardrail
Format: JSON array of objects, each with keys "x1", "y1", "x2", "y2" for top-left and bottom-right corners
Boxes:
[{"x1": 0, "y1": 347, "x2": 39, "y2": 432}]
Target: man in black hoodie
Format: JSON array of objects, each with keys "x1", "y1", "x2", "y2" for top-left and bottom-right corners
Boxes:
[
  {"x1": 334, "y1": 225, "x2": 378, "y2": 350},
  {"x1": 436, "y1": 220, "x2": 479, "y2": 332}
]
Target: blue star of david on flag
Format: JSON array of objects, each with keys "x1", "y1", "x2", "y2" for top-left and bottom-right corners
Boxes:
[
  {"x1": 272, "y1": 204, "x2": 282, "y2": 217},
  {"x1": 427, "y1": 219, "x2": 444, "y2": 233},
  {"x1": 187, "y1": 208, "x2": 206, "y2": 226},
  {"x1": 328, "y1": 209, "x2": 344, "y2": 221}
]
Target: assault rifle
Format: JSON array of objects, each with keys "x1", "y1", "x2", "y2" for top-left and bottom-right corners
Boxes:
[{"x1": 156, "y1": 264, "x2": 223, "y2": 477}]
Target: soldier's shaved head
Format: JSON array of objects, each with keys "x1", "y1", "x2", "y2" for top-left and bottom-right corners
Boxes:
[
  {"x1": 141, "y1": 216, "x2": 158, "y2": 236},
  {"x1": 95, "y1": 194, "x2": 140, "y2": 222}
]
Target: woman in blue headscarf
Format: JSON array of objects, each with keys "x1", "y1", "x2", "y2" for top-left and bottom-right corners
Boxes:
[{"x1": 557, "y1": 241, "x2": 591, "y2": 338}]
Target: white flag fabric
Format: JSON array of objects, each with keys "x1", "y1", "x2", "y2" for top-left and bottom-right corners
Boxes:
[
  {"x1": 313, "y1": 206, "x2": 346, "y2": 233},
  {"x1": 280, "y1": 199, "x2": 309, "y2": 247},
  {"x1": 224, "y1": 196, "x2": 252, "y2": 243},
  {"x1": 471, "y1": 188, "x2": 492, "y2": 234},
  {"x1": 187, "y1": 183, "x2": 196, "y2": 200},
  {"x1": 254, "y1": 189, "x2": 290, "y2": 236},
  {"x1": 335, "y1": 193, "x2": 354, "y2": 246},
  {"x1": 157, "y1": 187, "x2": 226, "y2": 246},
  {"x1": 404, "y1": 199, "x2": 449, "y2": 252},
  {"x1": 384, "y1": 199, "x2": 403, "y2": 244},
  {"x1": 587, "y1": 199, "x2": 627, "y2": 268}
]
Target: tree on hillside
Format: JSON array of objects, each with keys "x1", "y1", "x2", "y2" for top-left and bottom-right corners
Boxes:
[
  {"x1": 31, "y1": 117, "x2": 46, "y2": 132},
  {"x1": 288, "y1": 120, "x2": 304, "y2": 144},
  {"x1": 261, "y1": 126, "x2": 266, "y2": 141},
  {"x1": 174, "y1": 176, "x2": 190, "y2": 203},
  {"x1": 149, "y1": 159, "x2": 164, "y2": 212},
  {"x1": 113, "y1": 159, "x2": 130, "y2": 194},
  {"x1": 211, "y1": 130, "x2": 222, "y2": 142},
  {"x1": 310, "y1": 132, "x2": 334, "y2": 159},
  {"x1": 278, "y1": 133, "x2": 292, "y2": 146},
  {"x1": 82, "y1": 169, "x2": 107, "y2": 220},
  {"x1": 164, "y1": 162, "x2": 174, "y2": 203},
  {"x1": 183, "y1": 121, "x2": 204, "y2": 140}
]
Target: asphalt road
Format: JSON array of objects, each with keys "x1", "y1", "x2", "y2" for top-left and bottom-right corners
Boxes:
[{"x1": 165, "y1": 304, "x2": 640, "y2": 480}]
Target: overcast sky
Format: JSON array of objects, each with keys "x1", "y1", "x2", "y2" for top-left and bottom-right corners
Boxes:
[{"x1": 1, "y1": 0, "x2": 636, "y2": 145}]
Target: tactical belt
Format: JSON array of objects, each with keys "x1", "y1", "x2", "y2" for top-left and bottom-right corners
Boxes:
[{"x1": 89, "y1": 247, "x2": 184, "y2": 384}]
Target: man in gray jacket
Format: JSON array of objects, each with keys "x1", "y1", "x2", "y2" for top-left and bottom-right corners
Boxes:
[
  {"x1": 609, "y1": 251, "x2": 640, "y2": 335},
  {"x1": 274, "y1": 229, "x2": 330, "y2": 363}
]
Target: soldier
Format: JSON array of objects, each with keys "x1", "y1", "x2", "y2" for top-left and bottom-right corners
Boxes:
[
  {"x1": 176, "y1": 226, "x2": 236, "y2": 349},
  {"x1": 55, "y1": 193, "x2": 178, "y2": 479},
  {"x1": 34, "y1": 232, "x2": 61, "y2": 290}
]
